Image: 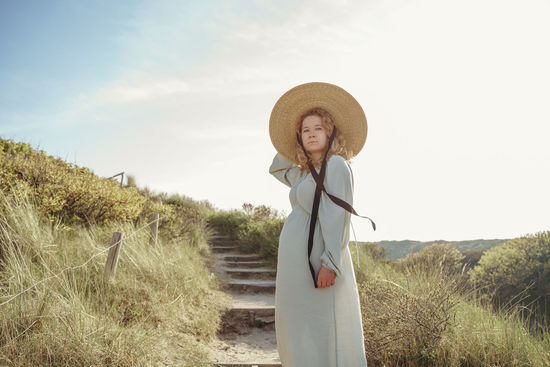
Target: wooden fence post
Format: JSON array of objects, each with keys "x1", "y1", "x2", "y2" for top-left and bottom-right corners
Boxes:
[
  {"x1": 150, "y1": 213, "x2": 159, "y2": 247},
  {"x1": 104, "y1": 232, "x2": 124, "y2": 283}
]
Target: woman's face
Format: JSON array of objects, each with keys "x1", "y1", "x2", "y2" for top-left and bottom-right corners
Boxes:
[{"x1": 301, "y1": 115, "x2": 328, "y2": 155}]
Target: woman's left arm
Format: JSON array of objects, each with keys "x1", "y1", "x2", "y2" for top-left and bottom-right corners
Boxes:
[{"x1": 318, "y1": 155, "x2": 353, "y2": 278}]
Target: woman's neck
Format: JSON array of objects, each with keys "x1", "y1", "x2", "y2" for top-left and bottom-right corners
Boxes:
[
  {"x1": 308, "y1": 152, "x2": 326, "y2": 172},
  {"x1": 309, "y1": 151, "x2": 323, "y2": 162}
]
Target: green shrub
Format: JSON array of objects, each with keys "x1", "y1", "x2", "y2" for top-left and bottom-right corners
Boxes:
[
  {"x1": 469, "y1": 231, "x2": 550, "y2": 328},
  {"x1": 239, "y1": 218, "x2": 284, "y2": 266},
  {"x1": 469, "y1": 231, "x2": 550, "y2": 300},
  {"x1": 207, "y1": 203, "x2": 285, "y2": 264},
  {"x1": 460, "y1": 249, "x2": 485, "y2": 271},
  {"x1": 0, "y1": 139, "x2": 214, "y2": 251},
  {"x1": 0, "y1": 138, "x2": 146, "y2": 226},
  {"x1": 207, "y1": 210, "x2": 249, "y2": 240},
  {"x1": 241, "y1": 202, "x2": 283, "y2": 220},
  {"x1": 137, "y1": 190, "x2": 214, "y2": 249}
]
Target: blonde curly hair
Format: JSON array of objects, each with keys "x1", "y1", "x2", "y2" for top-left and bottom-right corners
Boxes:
[{"x1": 294, "y1": 107, "x2": 354, "y2": 173}]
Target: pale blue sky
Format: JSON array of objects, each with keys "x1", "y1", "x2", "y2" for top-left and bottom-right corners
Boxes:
[{"x1": 1, "y1": 0, "x2": 549, "y2": 242}]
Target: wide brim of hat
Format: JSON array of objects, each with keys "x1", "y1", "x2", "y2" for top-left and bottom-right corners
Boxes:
[{"x1": 269, "y1": 82, "x2": 367, "y2": 164}]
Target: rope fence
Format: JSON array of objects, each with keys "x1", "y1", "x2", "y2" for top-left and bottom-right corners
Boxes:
[{"x1": 0, "y1": 214, "x2": 162, "y2": 307}]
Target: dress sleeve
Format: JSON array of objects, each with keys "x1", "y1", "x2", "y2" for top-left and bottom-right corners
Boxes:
[
  {"x1": 269, "y1": 152, "x2": 306, "y2": 188},
  {"x1": 318, "y1": 155, "x2": 353, "y2": 278}
]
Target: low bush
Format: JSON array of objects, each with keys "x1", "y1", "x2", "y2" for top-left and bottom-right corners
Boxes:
[
  {"x1": 0, "y1": 138, "x2": 146, "y2": 226},
  {"x1": 207, "y1": 203, "x2": 285, "y2": 265},
  {"x1": 137, "y1": 189, "x2": 215, "y2": 249},
  {"x1": 207, "y1": 210, "x2": 249, "y2": 240},
  {"x1": 394, "y1": 243, "x2": 466, "y2": 277},
  {"x1": 468, "y1": 231, "x2": 550, "y2": 330},
  {"x1": 238, "y1": 218, "x2": 284, "y2": 266}
]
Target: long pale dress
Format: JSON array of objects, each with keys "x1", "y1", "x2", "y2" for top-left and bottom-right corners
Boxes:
[{"x1": 269, "y1": 152, "x2": 367, "y2": 367}]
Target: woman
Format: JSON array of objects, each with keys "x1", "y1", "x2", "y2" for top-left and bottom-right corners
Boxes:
[{"x1": 268, "y1": 82, "x2": 370, "y2": 367}]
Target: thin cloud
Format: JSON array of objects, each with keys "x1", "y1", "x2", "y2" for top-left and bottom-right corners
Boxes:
[{"x1": 93, "y1": 78, "x2": 191, "y2": 105}]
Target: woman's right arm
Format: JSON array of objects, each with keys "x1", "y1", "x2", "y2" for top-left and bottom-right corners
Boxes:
[{"x1": 269, "y1": 152, "x2": 306, "y2": 188}]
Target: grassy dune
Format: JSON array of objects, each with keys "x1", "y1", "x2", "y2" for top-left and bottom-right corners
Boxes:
[{"x1": 0, "y1": 191, "x2": 231, "y2": 366}]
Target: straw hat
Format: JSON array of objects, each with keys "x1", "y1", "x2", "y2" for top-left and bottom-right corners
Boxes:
[{"x1": 269, "y1": 82, "x2": 368, "y2": 164}]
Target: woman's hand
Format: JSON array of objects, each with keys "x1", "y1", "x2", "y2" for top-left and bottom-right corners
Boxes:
[{"x1": 317, "y1": 265, "x2": 336, "y2": 288}]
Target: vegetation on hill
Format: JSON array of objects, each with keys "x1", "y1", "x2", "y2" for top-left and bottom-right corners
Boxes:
[
  {"x1": 375, "y1": 238, "x2": 507, "y2": 260},
  {"x1": 0, "y1": 139, "x2": 149, "y2": 226},
  {"x1": 0, "y1": 136, "x2": 212, "y2": 248},
  {"x1": 0, "y1": 138, "x2": 230, "y2": 366}
]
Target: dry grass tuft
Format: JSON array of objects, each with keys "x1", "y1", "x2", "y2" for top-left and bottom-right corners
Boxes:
[{"x1": 360, "y1": 265, "x2": 467, "y2": 366}]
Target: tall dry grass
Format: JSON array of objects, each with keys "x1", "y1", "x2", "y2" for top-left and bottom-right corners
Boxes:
[{"x1": 0, "y1": 190, "x2": 231, "y2": 366}]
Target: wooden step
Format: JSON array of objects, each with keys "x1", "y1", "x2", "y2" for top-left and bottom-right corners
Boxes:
[
  {"x1": 221, "y1": 307, "x2": 275, "y2": 330},
  {"x1": 223, "y1": 267, "x2": 276, "y2": 279},
  {"x1": 207, "y1": 234, "x2": 233, "y2": 241},
  {"x1": 224, "y1": 261, "x2": 266, "y2": 268},
  {"x1": 212, "y1": 364, "x2": 281, "y2": 367},
  {"x1": 229, "y1": 293, "x2": 275, "y2": 309},
  {"x1": 230, "y1": 307, "x2": 275, "y2": 319},
  {"x1": 210, "y1": 241, "x2": 238, "y2": 248},
  {"x1": 209, "y1": 237, "x2": 236, "y2": 242},
  {"x1": 218, "y1": 254, "x2": 262, "y2": 262},
  {"x1": 226, "y1": 279, "x2": 276, "y2": 294},
  {"x1": 212, "y1": 245, "x2": 240, "y2": 253}
]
